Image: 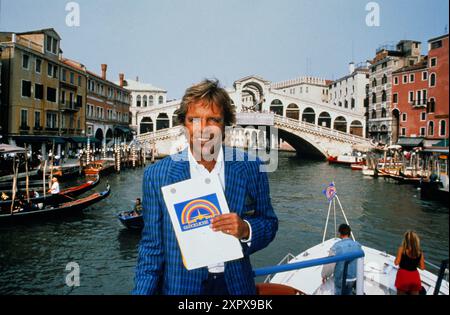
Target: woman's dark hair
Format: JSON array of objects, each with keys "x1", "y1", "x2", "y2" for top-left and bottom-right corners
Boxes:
[
  {"x1": 338, "y1": 224, "x2": 351, "y2": 236},
  {"x1": 175, "y1": 79, "x2": 236, "y2": 126}
]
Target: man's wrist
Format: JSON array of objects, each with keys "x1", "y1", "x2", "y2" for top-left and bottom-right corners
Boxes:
[{"x1": 240, "y1": 220, "x2": 252, "y2": 242}]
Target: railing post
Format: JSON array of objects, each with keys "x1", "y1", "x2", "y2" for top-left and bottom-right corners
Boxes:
[{"x1": 356, "y1": 257, "x2": 364, "y2": 295}]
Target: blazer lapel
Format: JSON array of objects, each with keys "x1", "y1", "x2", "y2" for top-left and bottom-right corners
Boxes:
[{"x1": 167, "y1": 147, "x2": 191, "y2": 184}]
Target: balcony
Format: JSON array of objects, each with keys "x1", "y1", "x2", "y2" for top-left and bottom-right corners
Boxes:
[
  {"x1": 60, "y1": 101, "x2": 80, "y2": 112},
  {"x1": 412, "y1": 99, "x2": 428, "y2": 108}
]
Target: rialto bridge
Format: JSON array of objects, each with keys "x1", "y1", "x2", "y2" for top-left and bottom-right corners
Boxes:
[{"x1": 135, "y1": 76, "x2": 375, "y2": 159}]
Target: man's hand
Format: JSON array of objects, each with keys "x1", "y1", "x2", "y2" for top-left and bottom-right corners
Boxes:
[{"x1": 210, "y1": 213, "x2": 250, "y2": 240}]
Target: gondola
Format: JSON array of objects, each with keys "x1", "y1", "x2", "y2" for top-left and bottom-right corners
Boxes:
[
  {"x1": 117, "y1": 210, "x2": 144, "y2": 230},
  {"x1": 0, "y1": 184, "x2": 110, "y2": 224},
  {"x1": 0, "y1": 175, "x2": 100, "y2": 212}
]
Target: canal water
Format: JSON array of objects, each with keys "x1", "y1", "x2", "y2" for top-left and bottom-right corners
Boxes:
[{"x1": 0, "y1": 151, "x2": 448, "y2": 294}]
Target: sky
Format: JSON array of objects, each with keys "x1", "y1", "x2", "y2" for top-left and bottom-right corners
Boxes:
[{"x1": 1, "y1": 0, "x2": 448, "y2": 99}]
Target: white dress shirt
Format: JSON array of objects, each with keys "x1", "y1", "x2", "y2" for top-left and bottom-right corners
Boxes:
[{"x1": 187, "y1": 146, "x2": 252, "y2": 273}]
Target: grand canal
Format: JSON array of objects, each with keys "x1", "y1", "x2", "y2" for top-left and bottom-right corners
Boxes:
[{"x1": 0, "y1": 151, "x2": 448, "y2": 295}]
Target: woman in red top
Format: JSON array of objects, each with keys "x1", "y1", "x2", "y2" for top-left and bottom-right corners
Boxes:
[{"x1": 394, "y1": 231, "x2": 426, "y2": 295}]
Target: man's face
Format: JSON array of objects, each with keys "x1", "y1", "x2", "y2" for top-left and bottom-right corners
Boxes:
[{"x1": 184, "y1": 100, "x2": 225, "y2": 161}]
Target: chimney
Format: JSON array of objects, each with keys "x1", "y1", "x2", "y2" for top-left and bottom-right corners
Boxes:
[
  {"x1": 119, "y1": 73, "x2": 124, "y2": 87},
  {"x1": 349, "y1": 62, "x2": 355, "y2": 74},
  {"x1": 101, "y1": 64, "x2": 107, "y2": 80}
]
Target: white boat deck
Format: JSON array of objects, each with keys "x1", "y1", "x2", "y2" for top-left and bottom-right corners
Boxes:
[{"x1": 269, "y1": 238, "x2": 449, "y2": 295}]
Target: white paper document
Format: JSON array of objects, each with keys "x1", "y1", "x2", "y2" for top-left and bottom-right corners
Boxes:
[{"x1": 161, "y1": 174, "x2": 244, "y2": 270}]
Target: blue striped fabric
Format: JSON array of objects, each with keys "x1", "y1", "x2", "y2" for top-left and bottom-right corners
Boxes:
[{"x1": 132, "y1": 146, "x2": 278, "y2": 295}]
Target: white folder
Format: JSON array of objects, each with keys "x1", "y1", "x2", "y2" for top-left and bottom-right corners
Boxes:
[{"x1": 161, "y1": 174, "x2": 244, "y2": 270}]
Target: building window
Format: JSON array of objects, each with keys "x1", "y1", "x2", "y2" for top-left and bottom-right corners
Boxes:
[
  {"x1": 428, "y1": 98, "x2": 436, "y2": 113},
  {"x1": 410, "y1": 74, "x2": 415, "y2": 83},
  {"x1": 34, "y1": 111, "x2": 41, "y2": 128},
  {"x1": 61, "y1": 91, "x2": 66, "y2": 105},
  {"x1": 381, "y1": 108, "x2": 387, "y2": 118},
  {"x1": 393, "y1": 93, "x2": 398, "y2": 104},
  {"x1": 22, "y1": 53, "x2": 30, "y2": 69},
  {"x1": 420, "y1": 127, "x2": 426, "y2": 136},
  {"x1": 382, "y1": 90, "x2": 387, "y2": 102},
  {"x1": 70, "y1": 72, "x2": 75, "y2": 85},
  {"x1": 35, "y1": 59, "x2": 42, "y2": 73},
  {"x1": 416, "y1": 90, "x2": 422, "y2": 106},
  {"x1": 78, "y1": 76, "x2": 82, "y2": 87},
  {"x1": 403, "y1": 75, "x2": 408, "y2": 84},
  {"x1": 382, "y1": 62, "x2": 387, "y2": 69},
  {"x1": 77, "y1": 95, "x2": 83, "y2": 108},
  {"x1": 46, "y1": 36, "x2": 58, "y2": 54},
  {"x1": 440, "y1": 120, "x2": 447, "y2": 137},
  {"x1": 159, "y1": 96, "x2": 164, "y2": 104},
  {"x1": 351, "y1": 98, "x2": 355, "y2": 109},
  {"x1": 21, "y1": 80, "x2": 32, "y2": 97},
  {"x1": 136, "y1": 95, "x2": 141, "y2": 107},
  {"x1": 394, "y1": 77, "x2": 399, "y2": 85},
  {"x1": 402, "y1": 113, "x2": 407, "y2": 122},
  {"x1": 401, "y1": 128, "x2": 406, "y2": 136},
  {"x1": 428, "y1": 121, "x2": 434, "y2": 136},
  {"x1": 429, "y1": 73, "x2": 436, "y2": 87},
  {"x1": 20, "y1": 109, "x2": 28, "y2": 127},
  {"x1": 47, "y1": 87, "x2": 57, "y2": 102},
  {"x1": 382, "y1": 75, "x2": 387, "y2": 85},
  {"x1": 143, "y1": 95, "x2": 148, "y2": 107},
  {"x1": 344, "y1": 100, "x2": 348, "y2": 108},
  {"x1": 371, "y1": 109, "x2": 377, "y2": 119},
  {"x1": 62, "y1": 69, "x2": 67, "y2": 81},
  {"x1": 372, "y1": 93, "x2": 376, "y2": 104},
  {"x1": 35, "y1": 84, "x2": 44, "y2": 99},
  {"x1": 430, "y1": 58, "x2": 437, "y2": 67},
  {"x1": 47, "y1": 63, "x2": 58, "y2": 78},
  {"x1": 422, "y1": 72, "x2": 428, "y2": 81},
  {"x1": 431, "y1": 40, "x2": 443, "y2": 50},
  {"x1": 420, "y1": 112, "x2": 426, "y2": 121},
  {"x1": 372, "y1": 78, "x2": 377, "y2": 87},
  {"x1": 409, "y1": 91, "x2": 414, "y2": 103},
  {"x1": 46, "y1": 112, "x2": 57, "y2": 128}
]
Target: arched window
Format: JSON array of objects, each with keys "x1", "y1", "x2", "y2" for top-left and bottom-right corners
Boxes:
[
  {"x1": 372, "y1": 109, "x2": 377, "y2": 119},
  {"x1": 382, "y1": 74, "x2": 388, "y2": 85},
  {"x1": 428, "y1": 98, "x2": 435, "y2": 113},
  {"x1": 382, "y1": 90, "x2": 387, "y2": 102},
  {"x1": 344, "y1": 100, "x2": 348, "y2": 108},
  {"x1": 149, "y1": 95, "x2": 154, "y2": 106},
  {"x1": 440, "y1": 120, "x2": 447, "y2": 137},
  {"x1": 428, "y1": 121, "x2": 434, "y2": 136},
  {"x1": 143, "y1": 95, "x2": 148, "y2": 107},
  {"x1": 159, "y1": 96, "x2": 164, "y2": 104},
  {"x1": 430, "y1": 73, "x2": 436, "y2": 87},
  {"x1": 372, "y1": 78, "x2": 377, "y2": 87},
  {"x1": 136, "y1": 95, "x2": 141, "y2": 107},
  {"x1": 381, "y1": 108, "x2": 387, "y2": 118},
  {"x1": 351, "y1": 98, "x2": 355, "y2": 109}
]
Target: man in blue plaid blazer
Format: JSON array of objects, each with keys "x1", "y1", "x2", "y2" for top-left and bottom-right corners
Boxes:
[{"x1": 133, "y1": 79, "x2": 278, "y2": 295}]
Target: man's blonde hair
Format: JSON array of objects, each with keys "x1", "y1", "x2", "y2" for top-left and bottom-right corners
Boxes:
[{"x1": 175, "y1": 79, "x2": 236, "y2": 126}]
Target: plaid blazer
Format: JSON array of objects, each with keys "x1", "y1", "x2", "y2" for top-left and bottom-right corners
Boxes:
[{"x1": 132, "y1": 146, "x2": 278, "y2": 295}]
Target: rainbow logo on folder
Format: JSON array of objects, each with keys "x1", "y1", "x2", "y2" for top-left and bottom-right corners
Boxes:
[{"x1": 174, "y1": 193, "x2": 222, "y2": 231}]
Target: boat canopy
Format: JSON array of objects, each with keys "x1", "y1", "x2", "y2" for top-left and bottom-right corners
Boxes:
[{"x1": 0, "y1": 144, "x2": 26, "y2": 154}]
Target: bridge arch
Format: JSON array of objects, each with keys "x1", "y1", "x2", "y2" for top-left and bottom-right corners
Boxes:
[
  {"x1": 270, "y1": 99, "x2": 284, "y2": 116},
  {"x1": 302, "y1": 107, "x2": 316, "y2": 124},
  {"x1": 156, "y1": 113, "x2": 170, "y2": 130},
  {"x1": 333, "y1": 116, "x2": 347, "y2": 133},
  {"x1": 350, "y1": 120, "x2": 363, "y2": 137},
  {"x1": 318, "y1": 111, "x2": 332, "y2": 128},
  {"x1": 286, "y1": 103, "x2": 300, "y2": 120},
  {"x1": 277, "y1": 128, "x2": 328, "y2": 159},
  {"x1": 140, "y1": 117, "x2": 154, "y2": 134}
]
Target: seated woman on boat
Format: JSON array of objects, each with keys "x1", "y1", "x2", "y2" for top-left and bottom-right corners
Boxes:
[{"x1": 394, "y1": 231, "x2": 426, "y2": 295}]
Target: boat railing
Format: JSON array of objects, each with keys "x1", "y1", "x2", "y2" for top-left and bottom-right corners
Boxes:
[
  {"x1": 264, "y1": 253, "x2": 296, "y2": 283},
  {"x1": 253, "y1": 250, "x2": 365, "y2": 295}
]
